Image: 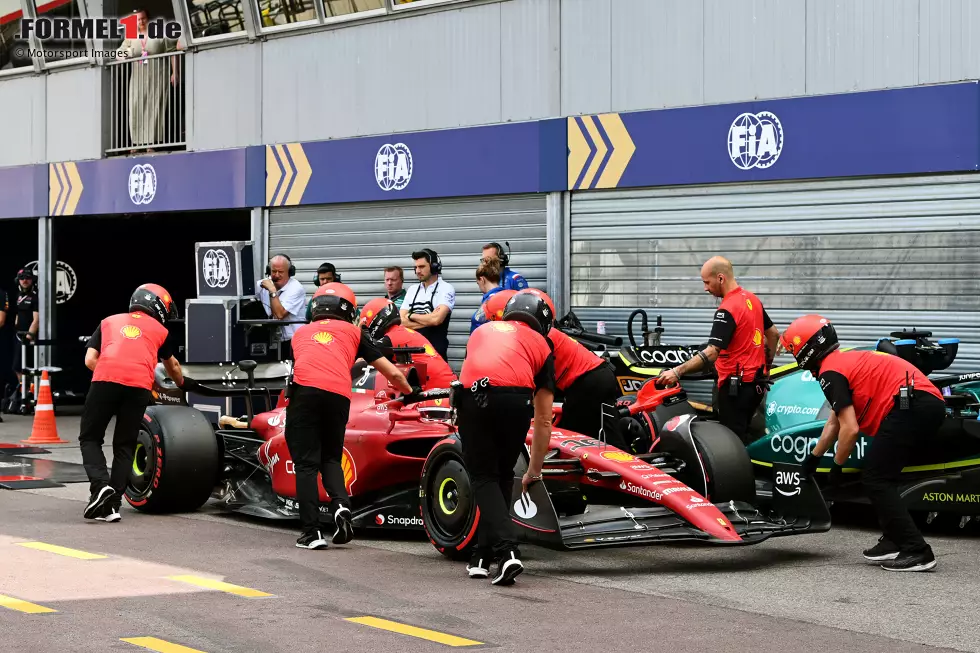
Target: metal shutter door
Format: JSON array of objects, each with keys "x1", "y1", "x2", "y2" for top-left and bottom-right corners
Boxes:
[
  {"x1": 269, "y1": 195, "x2": 548, "y2": 369},
  {"x1": 570, "y1": 174, "x2": 980, "y2": 383}
]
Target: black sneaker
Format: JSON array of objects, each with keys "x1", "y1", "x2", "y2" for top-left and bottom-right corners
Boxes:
[
  {"x1": 863, "y1": 536, "x2": 900, "y2": 562},
  {"x1": 881, "y1": 548, "x2": 937, "y2": 572},
  {"x1": 296, "y1": 530, "x2": 328, "y2": 550},
  {"x1": 466, "y1": 552, "x2": 490, "y2": 579},
  {"x1": 84, "y1": 486, "x2": 116, "y2": 520},
  {"x1": 491, "y1": 551, "x2": 524, "y2": 586},
  {"x1": 332, "y1": 506, "x2": 354, "y2": 545},
  {"x1": 95, "y1": 503, "x2": 121, "y2": 523}
]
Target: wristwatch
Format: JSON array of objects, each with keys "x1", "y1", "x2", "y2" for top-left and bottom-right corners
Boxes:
[{"x1": 270, "y1": 291, "x2": 279, "y2": 298}]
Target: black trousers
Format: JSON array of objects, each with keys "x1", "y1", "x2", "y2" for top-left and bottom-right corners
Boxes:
[
  {"x1": 715, "y1": 378, "x2": 766, "y2": 445},
  {"x1": 560, "y1": 363, "x2": 628, "y2": 451},
  {"x1": 863, "y1": 392, "x2": 946, "y2": 554},
  {"x1": 457, "y1": 390, "x2": 534, "y2": 559},
  {"x1": 283, "y1": 384, "x2": 351, "y2": 533},
  {"x1": 78, "y1": 381, "x2": 152, "y2": 496}
]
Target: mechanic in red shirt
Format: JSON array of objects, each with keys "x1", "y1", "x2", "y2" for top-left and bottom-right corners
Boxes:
[
  {"x1": 287, "y1": 283, "x2": 414, "y2": 550},
  {"x1": 456, "y1": 292, "x2": 556, "y2": 586},
  {"x1": 80, "y1": 284, "x2": 185, "y2": 523},
  {"x1": 492, "y1": 289, "x2": 628, "y2": 451},
  {"x1": 657, "y1": 256, "x2": 779, "y2": 443},
  {"x1": 359, "y1": 297, "x2": 457, "y2": 391},
  {"x1": 782, "y1": 315, "x2": 945, "y2": 573}
]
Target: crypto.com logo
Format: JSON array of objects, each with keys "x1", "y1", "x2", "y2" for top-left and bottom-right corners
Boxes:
[{"x1": 19, "y1": 14, "x2": 182, "y2": 41}]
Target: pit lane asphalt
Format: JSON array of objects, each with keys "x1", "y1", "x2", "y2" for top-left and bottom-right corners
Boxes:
[{"x1": 2, "y1": 413, "x2": 978, "y2": 653}]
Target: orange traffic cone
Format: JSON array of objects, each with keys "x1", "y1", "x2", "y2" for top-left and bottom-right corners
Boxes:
[{"x1": 22, "y1": 370, "x2": 68, "y2": 445}]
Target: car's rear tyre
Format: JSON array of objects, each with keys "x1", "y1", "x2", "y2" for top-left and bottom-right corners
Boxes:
[
  {"x1": 420, "y1": 438, "x2": 479, "y2": 561},
  {"x1": 125, "y1": 405, "x2": 220, "y2": 514},
  {"x1": 690, "y1": 421, "x2": 757, "y2": 504}
]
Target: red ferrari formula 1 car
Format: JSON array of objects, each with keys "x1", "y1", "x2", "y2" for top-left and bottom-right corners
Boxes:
[{"x1": 129, "y1": 348, "x2": 831, "y2": 558}]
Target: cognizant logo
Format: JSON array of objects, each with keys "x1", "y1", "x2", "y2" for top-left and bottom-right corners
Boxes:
[{"x1": 770, "y1": 434, "x2": 866, "y2": 463}]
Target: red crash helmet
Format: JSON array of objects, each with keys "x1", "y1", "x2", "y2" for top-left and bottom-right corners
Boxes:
[
  {"x1": 311, "y1": 282, "x2": 358, "y2": 323},
  {"x1": 481, "y1": 289, "x2": 518, "y2": 322},
  {"x1": 359, "y1": 297, "x2": 400, "y2": 339},
  {"x1": 781, "y1": 314, "x2": 840, "y2": 371},
  {"x1": 130, "y1": 283, "x2": 178, "y2": 325}
]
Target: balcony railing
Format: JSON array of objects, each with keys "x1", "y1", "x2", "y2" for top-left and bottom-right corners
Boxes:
[{"x1": 105, "y1": 50, "x2": 186, "y2": 156}]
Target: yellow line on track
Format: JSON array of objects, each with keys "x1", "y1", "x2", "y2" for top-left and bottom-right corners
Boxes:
[
  {"x1": 17, "y1": 541, "x2": 108, "y2": 560},
  {"x1": 0, "y1": 594, "x2": 57, "y2": 614},
  {"x1": 121, "y1": 637, "x2": 208, "y2": 653},
  {"x1": 166, "y1": 575, "x2": 274, "y2": 598},
  {"x1": 345, "y1": 616, "x2": 483, "y2": 647}
]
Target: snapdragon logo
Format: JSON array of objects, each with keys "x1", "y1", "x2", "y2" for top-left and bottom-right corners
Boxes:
[{"x1": 375, "y1": 514, "x2": 423, "y2": 527}]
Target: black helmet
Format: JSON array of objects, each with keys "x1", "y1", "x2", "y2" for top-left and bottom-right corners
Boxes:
[
  {"x1": 502, "y1": 292, "x2": 552, "y2": 337},
  {"x1": 309, "y1": 282, "x2": 358, "y2": 323},
  {"x1": 359, "y1": 298, "x2": 400, "y2": 339},
  {"x1": 130, "y1": 283, "x2": 178, "y2": 325}
]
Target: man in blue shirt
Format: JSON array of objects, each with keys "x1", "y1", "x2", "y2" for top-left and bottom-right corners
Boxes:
[{"x1": 482, "y1": 242, "x2": 528, "y2": 291}]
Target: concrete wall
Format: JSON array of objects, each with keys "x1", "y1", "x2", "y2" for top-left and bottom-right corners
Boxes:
[{"x1": 2, "y1": 0, "x2": 980, "y2": 166}]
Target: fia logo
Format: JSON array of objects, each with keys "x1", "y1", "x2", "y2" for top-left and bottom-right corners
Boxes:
[
  {"x1": 22, "y1": 260, "x2": 77, "y2": 304},
  {"x1": 728, "y1": 111, "x2": 783, "y2": 170},
  {"x1": 375, "y1": 143, "x2": 413, "y2": 191},
  {"x1": 202, "y1": 249, "x2": 231, "y2": 289},
  {"x1": 129, "y1": 163, "x2": 157, "y2": 205}
]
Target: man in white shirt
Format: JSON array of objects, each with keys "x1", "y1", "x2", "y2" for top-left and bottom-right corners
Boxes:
[
  {"x1": 400, "y1": 249, "x2": 456, "y2": 361},
  {"x1": 255, "y1": 254, "x2": 307, "y2": 360}
]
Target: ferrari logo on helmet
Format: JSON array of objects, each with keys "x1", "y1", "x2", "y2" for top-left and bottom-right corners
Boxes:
[
  {"x1": 312, "y1": 331, "x2": 334, "y2": 345},
  {"x1": 121, "y1": 325, "x2": 142, "y2": 339}
]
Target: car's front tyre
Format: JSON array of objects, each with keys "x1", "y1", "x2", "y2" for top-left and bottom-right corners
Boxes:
[{"x1": 420, "y1": 438, "x2": 479, "y2": 560}]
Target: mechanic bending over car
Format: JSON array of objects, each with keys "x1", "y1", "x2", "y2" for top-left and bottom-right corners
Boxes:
[
  {"x1": 359, "y1": 297, "x2": 457, "y2": 391},
  {"x1": 485, "y1": 288, "x2": 628, "y2": 451},
  {"x1": 657, "y1": 256, "x2": 779, "y2": 444},
  {"x1": 455, "y1": 292, "x2": 556, "y2": 586},
  {"x1": 287, "y1": 283, "x2": 417, "y2": 551},
  {"x1": 80, "y1": 284, "x2": 186, "y2": 523},
  {"x1": 783, "y1": 315, "x2": 945, "y2": 573}
]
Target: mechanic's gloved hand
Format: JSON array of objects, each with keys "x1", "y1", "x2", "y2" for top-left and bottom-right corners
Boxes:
[
  {"x1": 826, "y1": 463, "x2": 845, "y2": 497},
  {"x1": 801, "y1": 453, "x2": 821, "y2": 480},
  {"x1": 178, "y1": 376, "x2": 197, "y2": 391},
  {"x1": 403, "y1": 385, "x2": 424, "y2": 405}
]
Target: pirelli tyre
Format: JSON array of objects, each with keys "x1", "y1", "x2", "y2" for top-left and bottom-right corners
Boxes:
[
  {"x1": 125, "y1": 405, "x2": 220, "y2": 513},
  {"x1": 689, "y1": 421, "x2": 757, "y2": 504},
  {"x1": 420, "y1": 438, "x2": 479, "y2": 561}
]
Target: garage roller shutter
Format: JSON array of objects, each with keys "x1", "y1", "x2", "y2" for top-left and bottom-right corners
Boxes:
[
  {"x1": 569, "y1": 174, "x2": 980, "y2": 389},
  {"x1": 269, "y1": 195, "x2": 548, "y2": 370}
]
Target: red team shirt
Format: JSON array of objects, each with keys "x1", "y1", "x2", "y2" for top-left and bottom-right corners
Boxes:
[
  {"x1": 460, "y1": 321, "x2": 556, "y2": 392},
  {"x1": 547, "y1": 328, "x2": 604, "y2": 392},
  {"x1": 818, "y1": 349, "x2": 944, "y2": 436},
  {"x1": 708, "y1": 286, "x2": 771, "y2": 386},
  {"x1": 292, "y1": 320, "x2": 384, "y2": 400},
  {"x1": 88, "y1": 312, "x2": 173, "y2": 391},
  {"x1": 382, "y1": 325, "x2": 457, "y2": 390}
]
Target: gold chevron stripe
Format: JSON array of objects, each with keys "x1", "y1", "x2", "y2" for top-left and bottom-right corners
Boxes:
[
  {"x1": 48, "y1": 163, "x2": 62, "y2": 216},
  {"x1": 579, "y1": 116, "x2": 607, "y2": 190},
  {"x1": 284, "y1": 143, "x2": 311, "y2": 206},
  {"x1": 63, "y1": 162, "x2": 83, "y2": 216},
  {"x1": 265, "y1": 145, "x2": 282, "y2": 206},
  {"x1": 567, "y1": 118, "x2": 590, "y2": 190},
  {"x1": 595, "y1": 113, "x2": 635, "y2": 188},
  {"x1": 276, "y1": 144, "x2": 294, "y2": 207}
]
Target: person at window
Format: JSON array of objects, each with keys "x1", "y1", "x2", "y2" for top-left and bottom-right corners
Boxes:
[
  {"x1": 256, "y1": 254, "x2": 306, "y2": 360},
  {"x1": 400, "y1": 249, "x2": 455, "y2": 361},
  {"x1": 114, "y1": 9, "x2": 184, "y2": 153},
  {"x1": 384, "y1": 266, "x2": 407, "y2": 309}
]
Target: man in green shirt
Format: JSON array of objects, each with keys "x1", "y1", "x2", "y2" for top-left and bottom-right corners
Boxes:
[{"x1": 384, "y1": 266, "x2": 407, "y2": 309}]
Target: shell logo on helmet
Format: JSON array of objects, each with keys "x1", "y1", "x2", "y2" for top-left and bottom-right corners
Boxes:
[
  {"x1": 121, "y1": 325, "x2": 142, "y2": 339},
  {"x1": 313, "y1": 332, "x2": 334, "y2": 345}
]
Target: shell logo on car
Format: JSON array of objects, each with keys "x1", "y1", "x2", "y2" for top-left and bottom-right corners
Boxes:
[
  {"x1": 342, "y1": 447, "x2": 357, "y2": 492},
  {"x1": 424, "y1": 344, "x2": 436, "y2": 356},
  {"x1": 121, "y1": 325, "x2": 142, "y2": 339},
  {"x1": 601, "y1": 451, "x2": 634, "y2": 462}
]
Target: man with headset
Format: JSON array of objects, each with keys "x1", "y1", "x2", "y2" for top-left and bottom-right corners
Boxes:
[
  {"x1": 255, "y1": 254, "x2": 306, "y2": 360},
  {"x1": 400, "y1": 248, "x2": 455, "y2": 361},
  {"x1": 481, "y1": 242, "x2": 528, "y2": 291},
  {"x1": 305, "y1": 262, "x2": 345, "y2": 322}
]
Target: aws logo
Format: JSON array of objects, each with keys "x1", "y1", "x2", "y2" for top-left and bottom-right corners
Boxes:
[
  {"x1": 120, "y1": 325, "x2": 142, "y2": 339},
  {"x1": 313, "y1": 331, "x2": 334, "y2": 345}
]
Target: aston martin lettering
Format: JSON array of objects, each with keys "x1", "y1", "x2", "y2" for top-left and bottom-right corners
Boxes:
[{"x1": 922, "y1": 492, "x2": 980, "y2": 503}]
